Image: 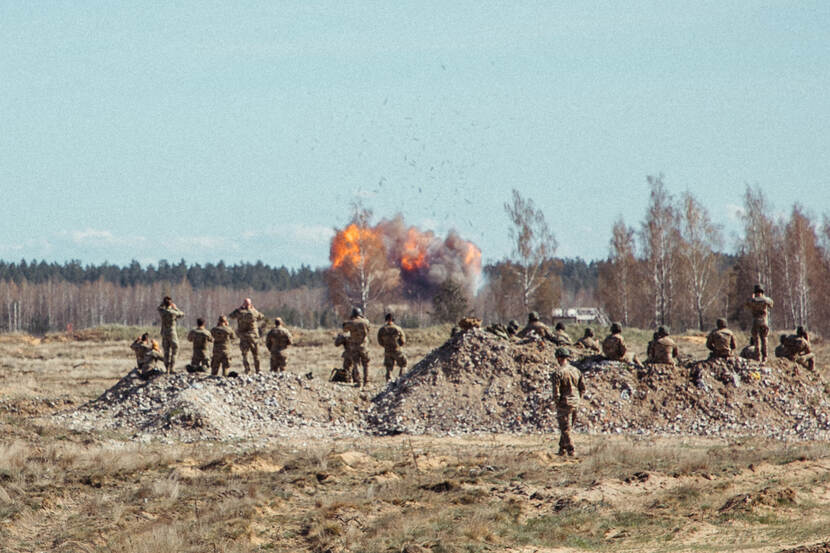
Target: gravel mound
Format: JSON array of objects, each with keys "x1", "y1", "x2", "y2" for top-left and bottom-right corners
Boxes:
[
  {"x1": 369, "y1": 328, "x2": 830, "y2": 439},
  {"x1": 56, "y1": 369, "x2": 369, "y2": 442}
]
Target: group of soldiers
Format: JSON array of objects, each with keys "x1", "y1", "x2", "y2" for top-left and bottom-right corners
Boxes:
[
  {"x1": 544, "y1": 284, "x2": 816, "y2": 456},
  {"x1": 333, "y1": 308, "x2": 407, "y2": 387},
  {"x1": 130, "y1": 296, "x2": 292, "y2": 378}
]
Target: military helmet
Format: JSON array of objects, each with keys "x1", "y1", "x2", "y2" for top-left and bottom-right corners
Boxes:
[
  {"x1": 610, "y1": 322, "x2": 622, "y2": 334},
  {"x1": 528, "y1": 311, "x2": 540, "y2": 322},
  {"x1": 385, "y1": 312, "x2": 394, "y2": 322},
  {"x1": 351, "y1": 307, "x2": 363, "y2": 318},
  {"x1": 754, "y1": 284, "x2": 764, "y2": 294},
  {"x1": 507, "y1": 319, "x2": 519, "y2": 329},
  {"x1": 555, "y1": 322, "x2": 565, "y2": 331},
  {"x1": 584, "y1": 328, "x2": 594, "y2": 337},
  {"x1": 555, "y1": 347, "x2": 571, "y2": 359},
  {"x1": 716, "y1": 318, "x2": 727, "y2": 329},
  {"x1": 274, "y1": 317, "x2": 283, "y2": 326},
  {"x1": 797, "y1": 326, "x2": 807, "y2": 338},
  {"x1": 656, "y1": 325, "x2": 668, "y2": 337}
]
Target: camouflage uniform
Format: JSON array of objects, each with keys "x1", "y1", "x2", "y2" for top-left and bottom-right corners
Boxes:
[
  {"x1": 740, "y1": 338, "x2": 759, "y2": 361},
  {"x1": 774, "y1": 331, "x2": 815, "y2": 371},
  {"x1": 210, "y1": 322, "x2": 237, "y2": 376},
  {"x1": 343, "y1": 313, "x2": 371, "y2": 386},
  {"x1": 333, "y1": 332, "x2": 354, "y2": 381},
  {"x1": 377, "y1": 320, "x2": 407, "y2": 381},
  {"x1": 551, "y1": 349, "x2": 585, "y2": 456},
  {"x1": 553, "y1": 324, "x2": 573, "y2": 347},
  {"x1": 575, "y1": 330, "x2": 601, "y2": 353},
  {"x1": 265, "y1": 324, "x2": 292, "y2": 372},
  {"x1": 229, "y1": 306, "x2": 266, "y2": 373},
  {"x1": 130, "y1": 337, "x2": 163, "y2": 376},
  {"x1": 706, "y1": 321, "x2": 737, "y2": 359},
  {"x1": 186, "y1": 326, "x2": 213, "y2": 369},
  {"x1": 518, "y1": 313, "x2": 554, "y2": 341},
  {"x1": 602, "y1": 324, "x2": 641, "y2": 366},
  {"x1": 158, "y1": 302, "x2": 184, "y2": 373},
  {"x1": 647, "y1": 329, "x2": 679, "y2": 365},
  {"x1": 745, "y1": 289, "x2": 774, "y2": 362}
]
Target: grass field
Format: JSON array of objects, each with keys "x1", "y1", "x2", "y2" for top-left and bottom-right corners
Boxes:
[{"x1": 1, "y1": 324, "x2": 829, "y2": 552}]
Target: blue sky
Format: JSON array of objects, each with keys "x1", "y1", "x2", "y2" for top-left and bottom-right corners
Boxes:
[{"x1": 1, "y1": 1, "x2": 829, "y2": 268}]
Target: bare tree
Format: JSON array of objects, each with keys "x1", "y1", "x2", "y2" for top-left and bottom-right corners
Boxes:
[
  {"x1": 780, "y1": 205, "x2": 818, "y2": 328},
  {"x1": 741, "y1": 185, "x2": 775, "y2": 293},
  {"x1": 504, "y1": 189, "x2": 558, "y2": 314},
  {"x1": 677, "y1": 191, "x2": 723, "y2": 330},
  {"x1": 326, "y1": 205, "x2": 399, "y2": 314},
  {"x1": 640, "y1": 174, "x2": 680, "y2": 327},
  {"x1": 598, "y1": 218, "x2": 638, "y2": 326}
]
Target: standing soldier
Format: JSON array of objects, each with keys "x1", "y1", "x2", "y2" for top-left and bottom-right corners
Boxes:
[
  {"x1": 229, "y1": 298, "x2": 266, "y2": 374},
  {"x1": 157, "y1": 296, "x2": 184, "y2": 374},
  {"x1": 377, "y1": 313, "x2": 407, "y2": 381},
  {"x1": 706, "y1": 318, "x2": 737, "y2": 359},
  {"x1": 553, "y1": 322, "x2": 573, "y2": 346},
  {"x1": 745, "y1": 284, "x2": 774, "y2": 363},
  {"x1": 186, "y1": 318, "x2": 213, "y2": 372},
  {"x1": 265, "y1": 317, "x2": 292, "y2": 372},
  {"x1": 210, "y1": 315, "x2": 237, "y2": 376},
  {"x1": 551, "y1": 347, "x2": 585, "y2": 457},
  {"x1": 343, "y1": 307, "x2": 371, "y2": 387},
  {"x1": 575, "y1": 328, "x2": 601, "y2": 353},
  {"x1": 646, "y1": 326, "x2": 679, "y2": 365}
]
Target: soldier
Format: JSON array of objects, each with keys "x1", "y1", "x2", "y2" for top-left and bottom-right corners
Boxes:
[
  {"x1": 740, "y1": 336, "x2": 759, "y2": 361},
  {"x1": 186, "y1": 318, "x2": 213, "y2": 372},
  {"x1": 377, "y1": 313, "x2": 407, "y2": 381},
  {"x1": 332, "y1": 332, "x2": 354, "y2": 382},
  {"x1": 228, "y1": 298, "x2": 266, "y2": 374},
  {"x1": 130, "y1": 333, "x2": 163, "y2": 378},
  {"x1": 506, "y1": 320, "x2": 520, "y2": 337},
  {"x1": 551, "y1": 347, "x2": 585, "y2": 457},
  {"x1": 602, "y1": 322, "x2": 642, "y2": 366},
  {"x1": 157, "y1": 296, "x2": 184, "y2": 374},
  {"x1": 265, "y1": 317, "x2": 292, "y2": 372},
  {"x1": 575, "y1": 328, "x2": 601, "y2": 353},
  {"x1": 646, "y1": 326, "x2": 679, "y2": 365},
  {"x1": 745, "y1": 284, "x2": 774, "y2": 363},
  {"x1": 706, "y1": 318, "x2": 737, "y2": 359},
  {"x1": 517, "y1": 311, "x2": 554, "y2": 341},
  {"x1": 775, "y1": 326, "x2": 815, "y2": 371},
  {"x1": 553, "y1": 322, "x2": 573, "y2": 346},
  {"x1": 342, "y1": 307, "x2": 371, "y2": 387},
  {"x1": 210, "y1": 315, "x2": 237, "y2": 376}
]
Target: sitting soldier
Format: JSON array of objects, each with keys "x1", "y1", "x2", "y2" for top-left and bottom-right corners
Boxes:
[
  {"x1": 553, "y1": 322, "x2": 573, "y2": 346},
  {"x1": 706, "y1": 318, "x2": 737, "y2": 359},
  {"x1": 646, "y1": 326, "x2": 679, "y2": 365},
  {"x1": 130, "y1": 333, "x2": 164, "y2": 378},
  {"x1": 740, "y1": 336, "x2": 759, "y2": 361},
  {"x1": 517, "y1": 311, "x2": 554, "y2": 341},
  {"x1": 774, "y1": 326, "x2": 815, "y2": 371},
  {"x1": 575, "y1": 327, "x2": 601, "y2": 353},
  {"x1": 602, "y1": 322, "x2": 643, "y2": 366}
]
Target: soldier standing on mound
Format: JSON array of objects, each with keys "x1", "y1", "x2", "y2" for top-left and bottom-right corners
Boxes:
[
  {"x1": 377, "y1": 312, "x2": 407, "y2": 381},
  {"x1": 210, "y1": 316, "x2": 237, "y2": 377},
  {"x1": 265, "y1": 317, "x2": 292, "y2": 372},
  {"x1": 186, "y1": 318, "x2": 213, "y2": 372},
  {"x1": 157, "y1": 296, "x2": 184, "y2": 374},
  {"x1": 745, "y1": 284, "x2": 774, "y2": 363},
  {"x1": 229, "y1": 298, "x2": 266, "y2": 374},
  {"x1": 551, "y1": 347, "x2": 585, "y2": 457}
]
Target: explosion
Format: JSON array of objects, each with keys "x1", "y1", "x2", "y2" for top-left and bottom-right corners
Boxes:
[{"x1": 329, "y1": 215, "x2": 482, "y2": 301}]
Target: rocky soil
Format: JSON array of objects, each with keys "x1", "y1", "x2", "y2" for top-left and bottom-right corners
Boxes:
[{"x1": 55, "y1": 328, "x2": 830, "y2": 441}]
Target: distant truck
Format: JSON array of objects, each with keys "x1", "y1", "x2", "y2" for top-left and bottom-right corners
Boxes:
[{"x1": 551, "y1": 307, "x2": 610, "y2": 327}]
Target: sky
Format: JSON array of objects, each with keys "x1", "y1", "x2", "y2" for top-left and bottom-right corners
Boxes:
[{"x1": 1, "y1": 1, "x2": 829, "y2": 269}]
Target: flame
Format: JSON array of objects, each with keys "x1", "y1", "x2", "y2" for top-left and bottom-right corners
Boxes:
[
  {"x1": 330, "y1": 224, "x2": 384, "y2": 268},
  {"x1": 400, "y1": 228, "x2": 429, "y2": 271},
  {"x1": 464, "y1": 243, "x2": 482, "y2": 270}
]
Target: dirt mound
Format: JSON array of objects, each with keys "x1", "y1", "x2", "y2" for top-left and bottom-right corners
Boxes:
[
  {"x1": 369, "y1": 328, "x2": 830, "y2": 439},
  {"x1": 55, "y1": 369, "x2": 369, "y2": 442},
  {"x1": 780, "y1": 543, "x2": 830, "y2": 553}
]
